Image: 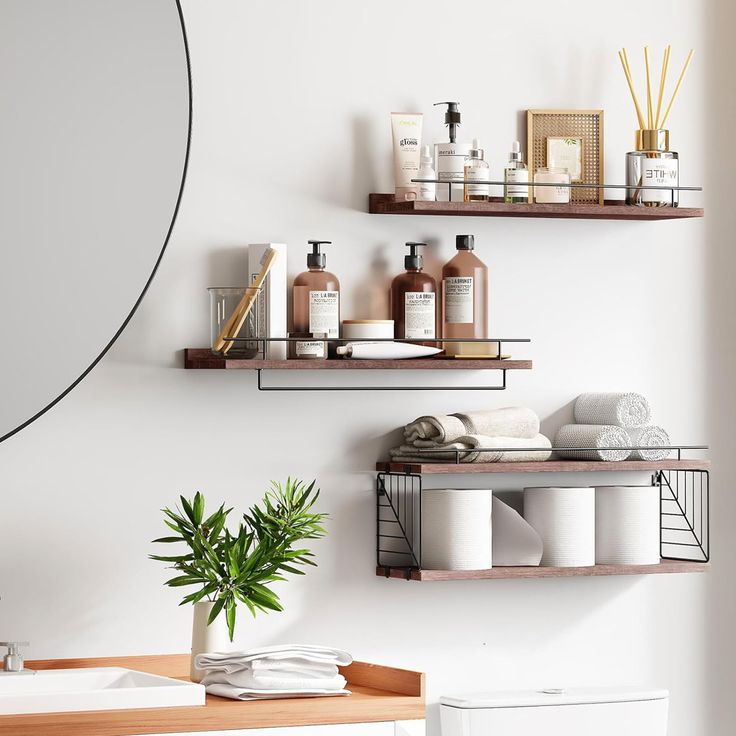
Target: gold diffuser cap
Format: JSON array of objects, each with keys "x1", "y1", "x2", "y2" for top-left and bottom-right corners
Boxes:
[{"x1": 636, "y1": 129, "x2": 670, "y2": 152}]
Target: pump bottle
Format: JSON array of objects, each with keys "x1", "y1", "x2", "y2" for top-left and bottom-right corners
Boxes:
[
  {"x1": 441, "y1": 234, "x2": 488, "y2": 356},
  {"x1": 416, "y1": 146, "x2": 437, "y2": 202},
  {"x1": 433, "y1": 102, "x2": 473, "y2": 203},
  {"x1": 390, "y1": 242, "x2": 437, "y2": 342},
  {"x1": 292, "y1": 240, "x2": 340, "y2": 354}
]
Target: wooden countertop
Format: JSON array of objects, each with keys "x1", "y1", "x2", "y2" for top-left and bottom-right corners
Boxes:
[{"x1": 1, "y1": 654, "x2": 425, "y2": 736}]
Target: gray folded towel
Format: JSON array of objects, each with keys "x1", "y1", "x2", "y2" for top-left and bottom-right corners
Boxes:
[
  {"x1": 574, "y1": 392, "x2": 651, "y2": 428},
  {"x1": 390, "y1": 433, "x2": 552, "y2": 464},
  {"x1": 554, "y1": 424, "x2": 631, "y2": 461},
  {"x1": 627, "y1": 425, "x2": 671, "y2": 461},
  {"x1": 404, "y1": 407, "x2": 540, "y2": 444}
]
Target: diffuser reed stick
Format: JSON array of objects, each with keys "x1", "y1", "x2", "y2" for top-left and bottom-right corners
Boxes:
[
  {"x1": 644, "y1": 46, "x2": 653, "y2": 128},
  {"x1": 660, "y1": 48, "x2": 695, "y2": 128},
  {"x1": 654, "y1": 45, "x2": 671, "y2": 128},
  {"x1": 618, "y1": 49, "x2": 645, "y2": 128}
]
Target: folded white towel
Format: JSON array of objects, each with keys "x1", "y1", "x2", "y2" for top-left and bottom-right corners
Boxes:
[
  {"x1": 390, "y1": 433, "x2": 552, "y2": 464},
  {"x1": 574, "y1": 392, "x2": 651, "y2": 428},
  {"x1": 204, "y1": 682, "x2": 351, "y2": 701},
  {"x1": 195, "y1": 645, "x2": 352, "y2": 675},
  {"x1": 250, "y1": 659, "x2": 338, "y2": 677},
  {"x1": 202, "y1": 670, "x2": 348, "y2": 691},
  {"x1": 554, "y1": 424, "x2": 631, "y2": 461},
  {"x1": 404, "y1": 407, "x2": 540, "y2": 444},
  {"x1": 627, "y1": 425, "x2": 671, "y2": 461}
]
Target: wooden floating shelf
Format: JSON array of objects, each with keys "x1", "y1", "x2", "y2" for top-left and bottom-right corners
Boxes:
[
  {"x1": 185, "y1": 348, "x2": 532, "y2": 371},
  {"x1": 377, "y1": 560, "x2": 709, "y2": 581},
  {"x1": 377, "y1": 458, "x2": 710, "y2": 474},
  {"x1": 369, "y1": 193, "x2": 704, "y2": 221}
]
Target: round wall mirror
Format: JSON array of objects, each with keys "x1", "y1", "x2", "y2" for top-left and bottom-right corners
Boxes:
[{"x1": 0, "y1": 0, "x2": 190, "y2": 441}]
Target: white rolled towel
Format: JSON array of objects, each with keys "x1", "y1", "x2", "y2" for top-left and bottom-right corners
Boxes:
[
  {"x1": 574, "y1": 392, "x2": 651, "y2": 428},
  {"x1": 554, "y1": 424, "x2": 631, "y2": 461},
  {"x1": 627, "y1": 426, "x2": 671, "y2": 461},
  {"x1": 390, "y1": 433, "x2": 552, "y2": 463},
  {"x1": 404, "y1": 407, "x2": 540, "y2": 444}
]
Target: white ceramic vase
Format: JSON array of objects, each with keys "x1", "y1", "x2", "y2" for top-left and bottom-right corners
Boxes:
[{"x1": 190, "y1": 600, "x2": 231, "y2": 682}]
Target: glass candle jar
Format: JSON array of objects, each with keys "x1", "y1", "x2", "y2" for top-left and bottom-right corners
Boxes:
[
  {"x1": 208, "y1": 286, "x2": 261, "y2": 357},
  {"x1": 534, "y1": 167, "x2": 571, "y2": 204}
]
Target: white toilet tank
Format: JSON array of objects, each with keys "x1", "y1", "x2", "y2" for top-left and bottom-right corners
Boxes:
[{"x1": 440, "y1": 686, "x2": 669, "y2": 736}]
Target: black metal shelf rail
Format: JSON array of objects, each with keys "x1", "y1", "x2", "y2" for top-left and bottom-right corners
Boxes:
[
  {"x1": 410, "y1": 178, "x2": 703, "y2": 206},
  {"x1": 377, "y1": 445, "x2": 710, "y2": 579},
  {"x1": 222, "y1": 337, "x2": 531, "y2": 392}
]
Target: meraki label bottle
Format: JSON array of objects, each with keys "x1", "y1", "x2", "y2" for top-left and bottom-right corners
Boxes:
[{"x1": 390, "y1": 242, "x2": 437, "y2": 342}]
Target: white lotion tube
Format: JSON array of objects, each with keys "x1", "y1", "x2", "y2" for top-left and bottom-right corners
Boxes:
[
  {"x1": 391, "y1": 112, "x2": 423, "y2": 201},
  {"x1": 337, "y1": 342, "x2": 442, "y2": 359}
]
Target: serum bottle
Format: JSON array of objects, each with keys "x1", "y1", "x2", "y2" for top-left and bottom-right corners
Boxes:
[
  {"x1": 416, "y1": 145, "x2": 437, "y2": 202},
  {"x1": 390, "y1": 242, "x2": 437, "y2": 342},
  {"x1": 463, "y1": 139, "x2": 490, "y2": 202},
  {"x1": 292, "y1": 240, "x2": 340, "y2": 354},
  {"x1": 503, "y1": 141, "x2": 529, "y2": 203}
]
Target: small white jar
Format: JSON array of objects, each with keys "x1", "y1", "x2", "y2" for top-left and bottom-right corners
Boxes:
[
  {"x1": 342, "y1": 320, "x2": 394, "y2": 340},
  {"x1": 534, "y1": 167, "x2": 571, "y2": 204}
]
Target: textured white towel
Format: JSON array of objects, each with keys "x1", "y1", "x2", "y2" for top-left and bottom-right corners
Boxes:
[
  {"x1": 203, "y1": 682, "x2": 351, "y2": 701},
  {"x1": 390, "y1": 433, "x2": 552, "y2": 463},
  {"x1": 202, "y1": 670, "x2": 347, "y2": 691},
  {"x1": 574, "y1": 392, "x2": 651, "y2": 428},
  {"x1": 404, "y1": 407, "x2": 539, "y2": 444},
  {"x1": 555, "y1": 424, "x2": 632, "y2": 461},
  {"x1": 195, "y1": 645, "x2": 352, "y2": 675},
  {"x1": 627, "y1": 425, "x2": 671, "y2": 461}
]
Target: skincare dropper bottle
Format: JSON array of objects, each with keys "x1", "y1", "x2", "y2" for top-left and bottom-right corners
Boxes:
[
  {"x1": 441, "y1": 234, "x2": 488, "y2": 357},
  {"x1": 463, "y1": 139, "x2": 490, "y2": 203},
  {"x1": 626, "y1": 129, "x2": 679, "y2": 207},
  {"x1": 503, "y1": 141, "x2": 529, "y2": 203},
  {"x1": 416, "y1": 146, "x2": 437, "y2": 202},
  {"x1": 433, "y1": 101, "x2": 473, "y2": 203},
  {"x1": 292, "y1": 240, "x2": 340, "y2": 354},
  {"x1": 390, "y1": 242, "x2": 437, "y2": 342}
]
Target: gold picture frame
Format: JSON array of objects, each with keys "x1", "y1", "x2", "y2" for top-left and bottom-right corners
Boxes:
[{"x1": 527, "y1": 109, "x2": 604, "y2": 204}]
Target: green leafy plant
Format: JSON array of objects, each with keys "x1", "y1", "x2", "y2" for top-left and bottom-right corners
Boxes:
[{"x1": 150, "y1": 478, "x2": 327, "y2": 641}]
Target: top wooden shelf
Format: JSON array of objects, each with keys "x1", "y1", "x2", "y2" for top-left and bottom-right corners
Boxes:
[{"x1": 369, "y1": 193, "x2": 704, "y2": 221}]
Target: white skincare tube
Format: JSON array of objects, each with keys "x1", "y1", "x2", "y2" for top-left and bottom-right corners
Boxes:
[
  {"x1": 391, "y1": 112, "x2": 423, "y2": 201},
  {"x1": 337, "y1": 342, "x2": 442, "y2": 360}
]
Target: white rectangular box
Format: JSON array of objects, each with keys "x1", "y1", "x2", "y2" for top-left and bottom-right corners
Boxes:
[{"x1": 247, "y1": 243, "x2": 287, "y2": 360}]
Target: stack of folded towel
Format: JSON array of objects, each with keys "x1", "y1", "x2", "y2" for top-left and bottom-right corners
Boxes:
[
  {"x1": 390, "y1": 407, "x2": 552, "y2": 463},
  {"x1": 554, "y1": 392, "x2": 671, "y2": 461},
  {"x1": 194, "y1": 645, "x2": 352, "y2": 701}
]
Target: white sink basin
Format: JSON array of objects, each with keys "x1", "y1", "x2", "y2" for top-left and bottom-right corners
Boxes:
[{"x1": 0, "y1": 667, "x2": 205, "y2": 715}]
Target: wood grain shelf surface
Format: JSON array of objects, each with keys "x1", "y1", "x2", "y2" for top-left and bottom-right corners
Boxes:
[
  {"x1": 3, "y1": 655, "x2": 424, "y2": 736},
  {"x1": 377, "y1": 458, "x2": 711, "y2": 474},
  {"x1": 185, "y1": 348, "x2": 532, "y2": 371},
  {"x1": 369, "y1": 193, "x2": 704, "y2": 221},
  {"x1": 377, "y1": 560, "x2": 710, "y2": 581}
]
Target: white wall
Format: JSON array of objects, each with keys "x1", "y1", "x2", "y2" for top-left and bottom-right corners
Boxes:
[{"x1": 1, "y1": 1, "x2": 732, "y2": 734}]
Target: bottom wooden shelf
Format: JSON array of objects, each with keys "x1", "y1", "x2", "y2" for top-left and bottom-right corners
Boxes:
[{"x1": 377, "y1": 559, "x2": 709, "y2": 581}]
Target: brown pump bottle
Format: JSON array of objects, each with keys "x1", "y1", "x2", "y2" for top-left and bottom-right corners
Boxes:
[
  {"x1": 390, "y1": 242, "x2": 437, "y2": 342},
  {"x1": 441, "y1": 234, "x2": 488, "y2": 356}
]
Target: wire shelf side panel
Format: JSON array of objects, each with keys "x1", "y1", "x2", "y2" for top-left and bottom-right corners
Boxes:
[
  {"x1": 377, "y1": 472, "x2": 421, "y2": 574},
  {"x1": 659, "y1": 469, "x2": 709, "y2": 562}
]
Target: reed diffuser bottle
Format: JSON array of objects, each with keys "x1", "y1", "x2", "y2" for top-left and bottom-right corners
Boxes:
[{"x1": 618, "y1": 45, "x2": 694, "y2": 208}]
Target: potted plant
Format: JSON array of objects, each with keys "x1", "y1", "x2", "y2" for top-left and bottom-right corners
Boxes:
[{"x1": 151, "y1": 478, "x2": 327, "y2": 681}]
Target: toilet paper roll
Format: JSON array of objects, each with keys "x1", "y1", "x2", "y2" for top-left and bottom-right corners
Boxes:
[
  {"x1": 492, "y1": 497, "x2": 543, "y2": 566},
  {"x1": 523, "y1": 487, "x2": 595, "y2": 567},
  {"x1": 421, "y1": 489, "x2": 493, "y2": 570},
  {"x1": 595, "y1": 486, "x2": 660, "y2": 565}
]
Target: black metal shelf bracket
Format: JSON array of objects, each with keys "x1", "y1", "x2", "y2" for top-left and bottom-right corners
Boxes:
[{"x1": 657, "y1": 469, "x2": 710, "y2": 563}]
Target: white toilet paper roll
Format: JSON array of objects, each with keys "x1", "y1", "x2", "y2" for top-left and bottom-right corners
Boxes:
[
  {"x1": 595, "y1": 486, "x2": 660, "y2": 565},
  {"x1": 523, "y1": 487, "x2": 595, "y2": 567},
  {"x1": 421, "y1": 489, "x2": 493, "y2": 570}
]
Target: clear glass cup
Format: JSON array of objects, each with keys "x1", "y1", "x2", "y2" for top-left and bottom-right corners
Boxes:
[
  {"x1": 208, "y1": 287, "x2": 261, "y2": 357},
  {"x1": 534, "y1": 167, "x2": 571, "y2": 204}
]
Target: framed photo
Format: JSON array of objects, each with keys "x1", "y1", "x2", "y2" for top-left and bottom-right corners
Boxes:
[
  {"x1": 547, "y1": 137, "x2": 583, "y2": 182},
  {"x1": 527, "y1": 109, "x2": 604, "y2": 204}
]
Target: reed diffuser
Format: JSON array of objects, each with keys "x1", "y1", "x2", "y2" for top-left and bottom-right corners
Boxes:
[{"x1": 618, "y1": 45, "x2": 694, "y2": 207}]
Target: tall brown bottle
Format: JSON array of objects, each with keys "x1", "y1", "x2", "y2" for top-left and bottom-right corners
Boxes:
[
  {"x1": 292, "y1": 240, "x2": 340, "y2": 355},
  {"x1": 390, "y1": 242, "x2": 437, "y2": 343},
  {"x1": 441, "y1": 234, "x2": 488, "y2": 356}
]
